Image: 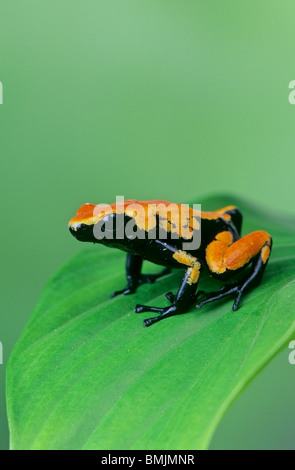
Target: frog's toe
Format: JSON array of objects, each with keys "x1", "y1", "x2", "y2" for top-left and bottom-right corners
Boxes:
[
  {"x1": 135, "y1": 304, "x2": 164, "y2": 314},
  {"x1": 111, "y1": 286, "x2": 135, "y2": 298},
  {"x1": 134, "y1": 304, "x2": 182, "y2": 326},
  {"x1": 144, "y1": 316, "x2": 160, "y2": 327}
]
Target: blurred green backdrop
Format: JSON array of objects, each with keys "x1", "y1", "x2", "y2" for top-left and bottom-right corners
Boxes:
[{"x1": 1, "y1": 0, "x2": 295, "y2": 450}]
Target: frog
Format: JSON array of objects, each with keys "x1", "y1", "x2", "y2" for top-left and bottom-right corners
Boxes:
[{"x1": 69, "y1": 199, "x2": 272, "y2": 327}]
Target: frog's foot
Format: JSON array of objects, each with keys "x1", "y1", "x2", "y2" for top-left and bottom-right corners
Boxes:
[
  {"x1": 135, "y1": 304, "x2": 180, "y2": 327},
  {"x1": 111, "y1": 285, "x2": 137, "y2": 297},
  {"x1": 111, "y1": 268, "x2": 171, "y2": 298},
  {"x1": 196, "y1": 283, "x2": 244, "y2": 311},
  {"x1": 135, "y1": 292, "x2": 206, "y2": 326}
]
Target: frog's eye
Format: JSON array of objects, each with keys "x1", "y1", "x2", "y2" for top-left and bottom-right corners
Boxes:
[
  {"x1": 100, "y1": 213, "x2": 125, "y2": 233},
  {"x1": 100, "y1": 213, "x2": 115, "y2": 232},
  {"x1": 94, "y1": 213, "x2": 126, "y2": 242}
]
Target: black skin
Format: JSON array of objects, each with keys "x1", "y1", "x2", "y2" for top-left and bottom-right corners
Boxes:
[{"x1": 69, "y1": 209, "x2": 272, "y2": 327}]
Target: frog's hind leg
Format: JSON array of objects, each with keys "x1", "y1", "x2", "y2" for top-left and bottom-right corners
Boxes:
[{"x1": 197, "y1": 230, "x2": 272, "y2": 311}]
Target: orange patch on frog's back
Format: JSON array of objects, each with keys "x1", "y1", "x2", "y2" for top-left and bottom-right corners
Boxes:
[{"x1": 69, "y1": 200, "x2": 231, "y2": 237}]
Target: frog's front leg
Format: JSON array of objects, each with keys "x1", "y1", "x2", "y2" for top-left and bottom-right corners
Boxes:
[
  {"x1": 111, "y1": 253, "x2": 171, "y2": 298},
  {"x1": 135, "y1": 246, "x2": 202, "y2": 327}
]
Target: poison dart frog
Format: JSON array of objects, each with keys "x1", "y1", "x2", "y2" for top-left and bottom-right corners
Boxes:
[{"x1": 69, "y1": 200, "x2": 272, "y2": 327}]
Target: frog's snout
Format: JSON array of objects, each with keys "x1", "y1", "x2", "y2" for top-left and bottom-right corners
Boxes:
[{"x1": 69, "y1": 222, "x2": 94, "y2": 242}]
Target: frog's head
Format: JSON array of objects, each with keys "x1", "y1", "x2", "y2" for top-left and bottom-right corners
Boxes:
[
  {"x1": 68, "y1": 202, "x2": 141, "y2": 246},
  {"x1": 69, "y1": 203, "x2": 117, "y2": 243}
]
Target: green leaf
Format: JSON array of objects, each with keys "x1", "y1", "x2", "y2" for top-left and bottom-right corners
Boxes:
[{"x1": 6, "y1": 195, "x2": 295, "y2": 450}]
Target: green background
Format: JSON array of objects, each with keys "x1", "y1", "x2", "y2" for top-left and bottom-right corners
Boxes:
[{"x1": 1, "y1": 0, "x2": 295, "y2": 450}]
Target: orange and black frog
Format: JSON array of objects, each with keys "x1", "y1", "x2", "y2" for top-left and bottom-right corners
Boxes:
[{"x1": 69, "y1": 200, "x2": 272, "y2": 327}]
